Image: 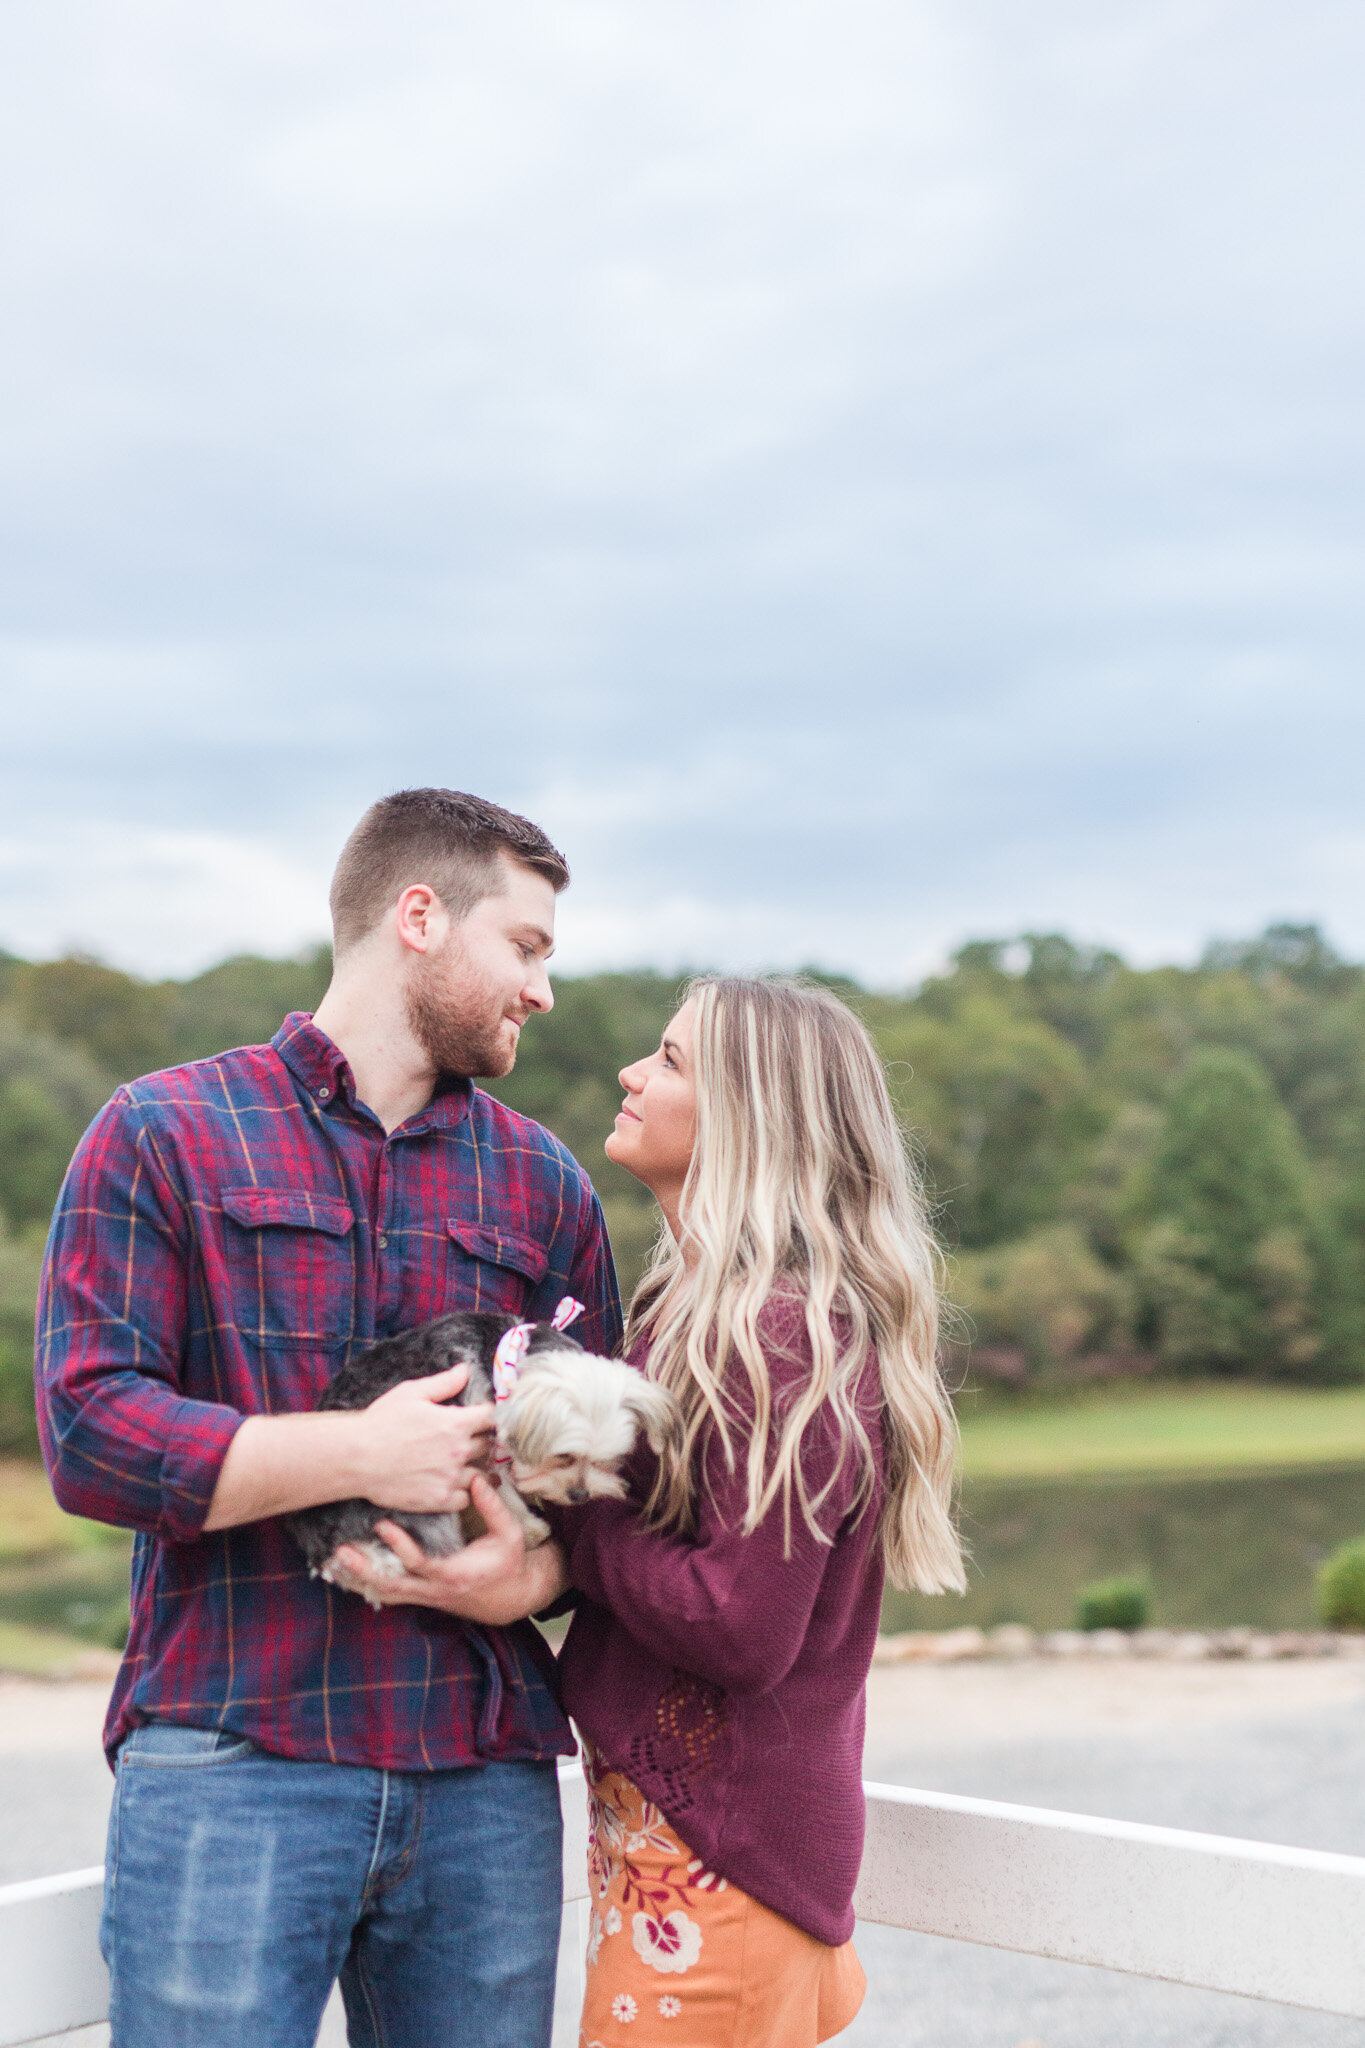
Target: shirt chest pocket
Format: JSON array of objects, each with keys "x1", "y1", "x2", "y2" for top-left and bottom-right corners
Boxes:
[
  {"x1": 446, "y1": 1218, "x2": 547, "y2": 1317},
  {"x1": 220, "y1": 1187, "x2": 357, "y2": 1346}
]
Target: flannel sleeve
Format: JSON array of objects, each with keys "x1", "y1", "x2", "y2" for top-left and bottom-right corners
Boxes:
[
  {"x1": 565, "y1": 1183, "x2": 625, "y2": 1357},
  {"x1": 36, "y1": 1091, "x2": 245, "y2": 1541}
]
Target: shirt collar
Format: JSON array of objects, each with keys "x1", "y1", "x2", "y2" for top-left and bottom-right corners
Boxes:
[{"x1": 272, "y1": 1013, "x2": 473, "y2": 1133}]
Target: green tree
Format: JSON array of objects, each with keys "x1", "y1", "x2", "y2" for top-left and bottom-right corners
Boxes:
[
  {"x1": 1312, "y1": 1161, "x2": 1365, "y2": 1383},
  {"x1": 170, "y1": 947, "x2": 333, "y2": 1062},
  {"x1": 10, "y1": 955, "x2": 176, "y2": 1082},
  {"x1": 1202, "y1": 921, "x2": 1356, "y2": 994},
  {"x1": 0, "y1": 1218, "x2": 44, "y2": 1454},
  {"x1": 1133, "y1": 1049, "x2": 1332, "y2": 1378},
  {"x1": 1065, "y1": 1102, "x2": 1163, "y2": 1266},
  {"x1": 952, "y1": 1223, "x2": 1133, "y2": 1378},
  {"x1": 0, "y1": 923, "x2": 1362, "y2": 1383},
  {"x1": 1015, "y1": 932, "x2": 1125, "y2": 1061},
  {"x1": 0, "y1": 1021, "x2": 115, "y2": 1228},
  {"x1": 874, "y1": 992, "x2": 1100, "y2": 1247}
]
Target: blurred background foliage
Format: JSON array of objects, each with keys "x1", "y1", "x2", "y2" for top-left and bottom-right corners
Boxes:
[{"x1": 2, "y1": 921, "x2": 1365, "y2": 1457}]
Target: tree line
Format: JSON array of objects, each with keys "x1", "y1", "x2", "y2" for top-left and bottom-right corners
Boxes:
[{"x1": 2, "y1": 923, "x2": 1363, "y2": 1451}]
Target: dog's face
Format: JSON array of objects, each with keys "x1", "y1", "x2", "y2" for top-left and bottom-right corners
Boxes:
[{"x1": 497, "y1": 1346, "x2": 678, "y2": 1505}]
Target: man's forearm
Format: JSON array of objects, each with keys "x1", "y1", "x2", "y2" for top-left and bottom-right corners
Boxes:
[
  {"x1": 203, "y1": 1412, "x2": 372, "y2": 1531},
  {"x1": 204, "y1": 1365, "x2": 494, "y2": 1532}
]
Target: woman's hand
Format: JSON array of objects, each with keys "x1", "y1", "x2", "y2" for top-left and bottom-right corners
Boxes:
[{"x1": 332, "y1": 1473, "x2": 571, "y2": 1625}]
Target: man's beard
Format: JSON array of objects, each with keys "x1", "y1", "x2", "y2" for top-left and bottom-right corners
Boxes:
[{"x1": 403, "y1": 941, "x2": 519, "y2": 1079}]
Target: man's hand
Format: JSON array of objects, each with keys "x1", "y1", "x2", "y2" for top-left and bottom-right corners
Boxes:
[
  {"x1": 204, "y1": 1364, "x2": 496, "y2": 1532},
  {"x1": 354, "y1": 1364, "x2": 496, "y2": 1514},
  {"x1": 332, "y1": 1473, "x2": 571, "y2": 1625}
]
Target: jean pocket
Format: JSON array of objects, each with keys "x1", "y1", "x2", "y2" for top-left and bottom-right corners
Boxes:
[{"x1": 119, "y1": 1722, "x2": 256, "y2": 1767}]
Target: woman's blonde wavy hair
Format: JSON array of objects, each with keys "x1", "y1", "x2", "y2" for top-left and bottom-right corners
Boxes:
[{"x1": 628, "y1": 976, "x2": 965, "y2": 1595}]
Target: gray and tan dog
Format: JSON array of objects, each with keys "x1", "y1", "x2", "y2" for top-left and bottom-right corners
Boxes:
[{"x1": 289, "y1": 1304, "x2": 677, "y2": 1605}]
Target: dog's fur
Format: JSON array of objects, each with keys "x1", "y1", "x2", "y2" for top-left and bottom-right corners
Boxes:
[{"x1": 288, "y1": 1311, "x2": 677, "y2": 1606}]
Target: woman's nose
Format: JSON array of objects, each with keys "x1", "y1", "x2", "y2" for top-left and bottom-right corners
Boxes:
[{"x1": 618, "y1": 1060, "x2": 643, "y2": 1091}]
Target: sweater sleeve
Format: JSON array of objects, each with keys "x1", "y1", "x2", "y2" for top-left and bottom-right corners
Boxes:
[
  {"x1": 561, "y1": 1319, "x2": 870, "y2": 1697},
  {"x1": 36, "y1": 1091, "x2": 244, "y2": 1541}
]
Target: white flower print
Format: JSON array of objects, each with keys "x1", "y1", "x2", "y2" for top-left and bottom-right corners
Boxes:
[
  {"x1": 604, "y1": 1907, "x2": 622, "y2": 1935},
  {"x1": 595, "y1": 1798, "x2": 628, "y2": 1858},
  {"x1": 632, "y1": 1909, "x2": 703, "y2": 1974},
  {"x1": 586, "y1": 1912, "x2": 604, "y2": 1968},
  {"x1": 623, "y1": 1800, "x2": 683, "y2": 1859},
  {"x1": 611, "y1": 1992, "x2": 638, "y2": 2023},
  {"x1": 658, "y1": 1995, "x2": 682, "y2": 2018}
]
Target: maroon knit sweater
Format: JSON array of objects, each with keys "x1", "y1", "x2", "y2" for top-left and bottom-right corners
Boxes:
[{"x1": 556, "y1": 1296, "x2": 886, "y2": 1946}]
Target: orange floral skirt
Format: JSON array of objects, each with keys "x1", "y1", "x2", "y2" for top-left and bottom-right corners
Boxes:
[{"x1": 579, "y1": 1750, "x2": 865, "y2": 2048}]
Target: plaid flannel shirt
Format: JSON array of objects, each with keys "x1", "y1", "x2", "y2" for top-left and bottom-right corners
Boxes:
[{"x1": 36, "y1": 1013, "x2": 622, "y2": 1770}]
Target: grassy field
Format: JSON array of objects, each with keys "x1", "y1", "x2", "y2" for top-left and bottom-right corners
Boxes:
[
  {"x1": 7, "y1": 1385, "x2": 1365, "y2": 1546},
  {"x1": 0, "y1": 1461, "x2": 132, "y2": 1671},
  {"x1": 3, "y1": 1390, "x2": 1365, "y2": 1660},
  {"x1": 959, "y1": 1381, "x2": 1365, "y2": 1481},
  {"x1": 0, "y1": 1460, "x2": 121, "y2": 1560}
]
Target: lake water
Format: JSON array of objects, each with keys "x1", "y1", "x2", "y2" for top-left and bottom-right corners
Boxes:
[
  {"x1": 3, "y1": 1462, "x2": 1365, "y2": 1646},
  {"x1": 880, "y1": 1462, "x2": 1365, "y2": 1635}
]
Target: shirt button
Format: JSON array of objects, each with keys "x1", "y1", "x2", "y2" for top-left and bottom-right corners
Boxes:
[
  {"x1": 377, "y1": 1232, "x2": 388, "y2": 1249},
  {"x1": 317, "y1": 1085, "x2": 330, "y2": 1100}
]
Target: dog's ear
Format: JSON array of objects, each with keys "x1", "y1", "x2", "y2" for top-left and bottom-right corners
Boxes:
[{"x1": 625, "y1": 1376, "x2": 681, "y2": 1457}]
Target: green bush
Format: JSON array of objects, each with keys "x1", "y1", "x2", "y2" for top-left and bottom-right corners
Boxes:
[
  {"x1": 1316, "y1": 1537, "x2": 1365, "y2": 1629},
  {"x1": 953, "y1": 1224, "x2": 1133, "y2": 1377},
  {"x1": 1076, "y1": 1575, "x2": 1149, "y2": 1632}
]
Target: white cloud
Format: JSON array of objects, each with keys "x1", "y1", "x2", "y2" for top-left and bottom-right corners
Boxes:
[
  {"x1": 0, "y1": 825, "x2": 329, "y2": 977},
  {"x1": 0, "y1": 0, "x2": 1362, "y2": 982}
]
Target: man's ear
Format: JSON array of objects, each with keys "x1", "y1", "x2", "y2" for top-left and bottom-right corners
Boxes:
[{"x1": 394, "y1": 883, "x2": 447, "y2": 955}]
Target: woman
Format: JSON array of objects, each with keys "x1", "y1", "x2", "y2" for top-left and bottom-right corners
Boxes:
[{"x1": 554, "y1": 976, "x2": 965, "y2": 2047}]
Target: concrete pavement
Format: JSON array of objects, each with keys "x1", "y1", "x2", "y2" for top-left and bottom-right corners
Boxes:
[{"x1": 6, "y1": 1660, "x2": 1365, "y2": 2047}]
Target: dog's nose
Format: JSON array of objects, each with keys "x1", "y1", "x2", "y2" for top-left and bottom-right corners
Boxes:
[{"x1": 566, "y1": 1485, "x2": 590, "y2": 1504}]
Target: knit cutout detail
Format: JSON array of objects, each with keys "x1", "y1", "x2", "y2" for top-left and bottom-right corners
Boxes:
[{"x1": 626, "y1": 1673, "x2": 731, "y2": 1815}]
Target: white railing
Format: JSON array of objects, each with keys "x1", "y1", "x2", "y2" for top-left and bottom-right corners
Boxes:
[{"x1": 4, "y1": 1763, "x2": 1365, "y2": 2045}]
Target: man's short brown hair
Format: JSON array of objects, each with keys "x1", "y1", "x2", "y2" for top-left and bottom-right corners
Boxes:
[{"x1": 329, "y1": 788, "x2": 570, "y2": 956}]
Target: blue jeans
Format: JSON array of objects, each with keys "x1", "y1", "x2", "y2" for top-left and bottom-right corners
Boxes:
[{"x1": 102, "y1": 1723, "x2": 563, "y2": 2048}]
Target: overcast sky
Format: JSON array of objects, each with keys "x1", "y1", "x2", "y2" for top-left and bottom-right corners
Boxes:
[{"x1": 2, "y1": 0, "x2": 1362, "y2": 986}]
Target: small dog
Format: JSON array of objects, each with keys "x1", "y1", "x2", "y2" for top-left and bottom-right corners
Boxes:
[{"x1": 289, "y1": 1302, "x2": 676, "y2": 1606}]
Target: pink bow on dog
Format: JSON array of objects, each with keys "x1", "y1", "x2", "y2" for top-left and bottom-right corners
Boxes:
[{"x1": 491, "y1": 1296, "x2": 585, "y2": 1402}]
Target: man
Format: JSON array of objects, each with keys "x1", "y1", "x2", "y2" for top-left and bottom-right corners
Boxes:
[{"x1": 36, "y1": 788, "x2": 621, "y2": 2048}]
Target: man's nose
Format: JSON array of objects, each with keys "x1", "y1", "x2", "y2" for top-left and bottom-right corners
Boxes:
[{"x1": 525, "y1": 962, "x2": 553, "y2": 1012}]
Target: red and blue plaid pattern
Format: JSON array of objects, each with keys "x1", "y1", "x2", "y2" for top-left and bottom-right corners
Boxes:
[{"x1": 36, "y1": 1013, "x2": 622, "y2": 1770}]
